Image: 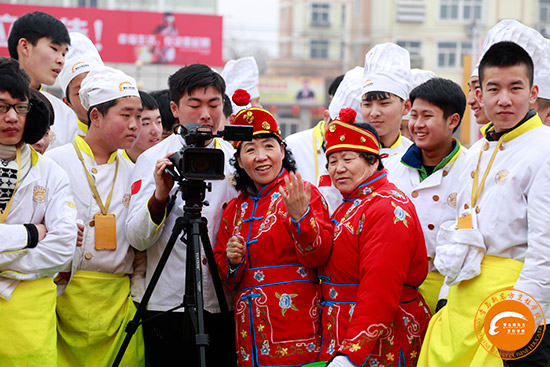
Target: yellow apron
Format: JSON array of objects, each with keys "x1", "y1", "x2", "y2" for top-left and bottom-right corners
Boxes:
[
  {"x1": 418, "y1": 256, "x2": 523, "y2": 367},
  {"x1": 419, "y1": 270, "x2": 445, "y2": 315},
  {"x1": 57, "y1": 271, "x2": 145, "y2": 367},
  {"x1": 0, "y1": 278, "x2": 57, "y2": 367}
]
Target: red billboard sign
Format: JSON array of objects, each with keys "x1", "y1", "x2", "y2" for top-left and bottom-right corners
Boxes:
[{"x1": 0, "y1": 4, "x2": 223, "y2": 66}]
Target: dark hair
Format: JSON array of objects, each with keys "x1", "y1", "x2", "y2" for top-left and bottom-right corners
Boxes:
[
  {"x1": 231, "y1": 134, "x2": 297, "y2": 194},
  {"x1": 223, "y1": 94, "x2": 233, "y2": 118},
  {"x1": 326, "y1": 122, "x2": 384, "y2": 171},
  {"x1": 8, "y1": 11, "x2": 70, "y2": 60},
  {"x1": 0, "y1": 57, "x2": 30, "y2": 101},
  {"x1": 25, "y1": 89, "x2": 52, "y2": 144},
  {"x1": 168, "y1": 64, "x2": 225, "y2": 105},
  {"x1": 479, "y1": 41, "x2": 534, "y2": 87},
  {"x1": 86, "y1": 99, "x2": 119, "y2": 126},
  {"x1": 139, "y1": 90, "x2": 159, "y2": 110},
  {"x1": 409, "y1": 77, "x2": 466, "y2": 132},
  {"x1": 362, "y1": 91, "x2": 404, "y2": 103},
  {"x1": 150, "y1": 89, "x2": 176, "y2": 132},
  {"x1": 328, "y1": 74, "x2": 345, "y2": 97}
]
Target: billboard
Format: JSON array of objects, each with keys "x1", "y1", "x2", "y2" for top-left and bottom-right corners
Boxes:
[
  {"x1": 258, "y1": 76, "x2": 326, "y2": 105},
  {"x1": 0, "y1": 4, "x2": 223, "y2": 66}
]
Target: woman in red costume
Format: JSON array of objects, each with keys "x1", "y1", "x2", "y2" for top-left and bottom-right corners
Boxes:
[
  {"x1": 319, "y1": 108, "x2": 431, "y2": 367},
  {"x1": 214, "y1": 90, "x2": 333, "y2": 367}
]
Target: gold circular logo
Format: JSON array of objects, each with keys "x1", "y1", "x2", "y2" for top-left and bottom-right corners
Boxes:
[
  {"x1": 495, "y1": 169, "x2": 509, "y2": 186},
  {"x1": 447, "y1": 192, "x2": 457, "y2": 208},
  {"x1": 122, "y1": 193, "x2": 131, "y2": 208},
  {"x1": 475, "y1": 289, "x2": 545, "y2": 360},
  {"x1": 33, "y1": 185, "x2": 46, "y2": 204}
]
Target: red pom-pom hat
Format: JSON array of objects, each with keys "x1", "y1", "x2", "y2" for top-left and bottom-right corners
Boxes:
[
  {"x1": 325, "y1": 108, "x2": 380, "y2": 156},
  {"x1": 231, "y1": 89, "x2": 281, "y2": 149}
]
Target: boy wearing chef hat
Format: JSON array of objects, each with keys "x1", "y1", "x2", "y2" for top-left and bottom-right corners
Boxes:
[
  {"x1": 58, "y1": 32, "x2": 104, "y2": 137},
  {"x1": 46, "y1": 66, "x2": 145, "y2": 367},
  {"x1": 360, "y1": 43, "x2": 413, "y2": 162}
]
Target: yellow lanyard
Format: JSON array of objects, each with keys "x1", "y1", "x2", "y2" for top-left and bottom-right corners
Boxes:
[
  {"x1": 0, "y1": 144, "x2": 22, "y2": 223},
  {"x1": 311, "y1": 121, "x2": 325, "y2": 182},
  {"x1": 72, "y1": 141, "x2": 118, "y2": 214},
  {"x1": 471, "y1": 137, "x2": 504, "y2": 208}
]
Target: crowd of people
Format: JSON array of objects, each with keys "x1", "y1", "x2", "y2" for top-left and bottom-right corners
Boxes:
[{"x1": 1, "y1": 10, "x2": 550, "y2": 367}]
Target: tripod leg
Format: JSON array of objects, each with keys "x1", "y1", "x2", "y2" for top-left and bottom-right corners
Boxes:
[
  {"x1": 199, "y1": 220, "x2": 230, "y2": 314},
  {"x1": 112, "y1": 217, "x2": 185, "y2": 367}
]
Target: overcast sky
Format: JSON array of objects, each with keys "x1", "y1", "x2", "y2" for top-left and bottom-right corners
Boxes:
[{"x1": 218, "y1": 0, "x2": 280, "y2": 57}]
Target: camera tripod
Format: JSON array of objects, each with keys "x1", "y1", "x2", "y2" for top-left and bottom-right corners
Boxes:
[{"x1": 112, "y1": 179, "x2": 229, "y2": 367}]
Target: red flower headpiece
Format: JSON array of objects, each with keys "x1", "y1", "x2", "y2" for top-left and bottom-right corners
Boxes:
[
  {"x1": 231, "y1": 90, "x2": 281, "y2": 149},
  {"x1": 325, "y1": 108, "x2": 379, "y2": 156},
  {"x1": 232, "y1": 89, "x2": 251, "y2": 107},
  {"x1": 338, "y1": 107, "x2": 357, "y2": 124}
]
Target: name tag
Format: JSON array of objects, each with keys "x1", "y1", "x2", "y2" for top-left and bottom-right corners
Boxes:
[{"x1": 94, "y1": 213, "x2": 117, "y2": 250}]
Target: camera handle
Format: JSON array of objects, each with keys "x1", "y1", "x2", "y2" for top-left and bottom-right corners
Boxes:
[{"x1": 112, "y1": 189, "x2": 229, "y2": 367}]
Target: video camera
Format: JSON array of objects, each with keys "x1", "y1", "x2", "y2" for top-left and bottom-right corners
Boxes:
[{"x1": 165, "y1": 123, "x2": 253, "y2": 181}]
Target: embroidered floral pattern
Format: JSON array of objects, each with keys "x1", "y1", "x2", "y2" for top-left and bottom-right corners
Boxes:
[
  {"x1": 391, "y1": 201, "x2": 411, "y2": 228},
  {"x1": 254, "y1": 270, "x2": 265, "y2": 282},
  {"x1": 297, "y1": 267, "x2": 308, "y2": 278},
  {"x1": 329, "y1": 288, "x2": 338, "y2": 299},
  {"x1": 276, "y1": 292, "x2": 299, "y2": 316}
]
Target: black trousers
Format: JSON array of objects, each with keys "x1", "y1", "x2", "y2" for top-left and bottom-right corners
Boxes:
[
  {"x1": 143, "y1": 310, "x2": 237, "y2": 367},
  {"x1": 504, "y1": 325, "x2": 550, "y2": 367}
]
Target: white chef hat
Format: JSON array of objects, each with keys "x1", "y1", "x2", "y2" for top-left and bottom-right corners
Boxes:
[
  {"x1": 403, "y1": 69, "x2": 437, "y2": 120},
  {"x1": 362, "y1": 43, "x2": 412, "y2": 101},
  {"x1": 479, "y1": 19, "x2": 548, "y2": 97},
  {"x1": 221, "y1": 56, "x2": 260, "y2": 113},
  {"x1": 80, "y1": 66, "x2": 139, "y2": 111},
  {"x1": 538, "y1": 40, "x2": 550, "y2": 99},
  {"x1": 329, "y1": 66, "x2": 364, "y2": 121},
  {"x1": 58, "y1": 32, "x2": 104, "y2": 96}
]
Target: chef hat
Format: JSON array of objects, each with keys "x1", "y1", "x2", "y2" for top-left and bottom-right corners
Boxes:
[
  {"x1": 329, "y1": 66, "x2": 364, "y2": 121},
  {"x1": 221, "y1": 56, "x2": 260, "y2": 113},
  {"x1": 80, "y1": 66, "x2": 139, "y2": 111},
  {"x1": 538, "y1": 40, "x2": 550, "y2": 99},
  {"x1": 402, "y1": 69, "x2": 437, "y2": 120},
  {"x1": 58, "y1": 32, "x2": 104, "y2": 96},
  {"x1": 479, "y1": 19, "x2": 548, "y2": 97},
  {"x1": 362, "y1": 43, "x2": 412, "y2": 100}
]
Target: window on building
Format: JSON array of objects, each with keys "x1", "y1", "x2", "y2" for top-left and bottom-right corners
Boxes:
[
  {"x1": 439, "y1": 0, "x2": 481, "y2": 21},
  {"x1": 311, "y1": 3, "x2": 330, "y2": 26},
  {"x1": 541, "y1": 0, "x2": 550, "y2": 23},
  {"x1": 78, "y1": 0, "x2": 97, "y2": 6},
  {"x1": 437, "y1": 41, "x2": 472, "y2": 68},
  {"x1": 396, "y1": 40, "x2": 423, "y2": 68},
  {"x1": 396, "y1": 0, "x2": 426, "y2": 22},
  {"x1": 311, "y1": 40, "x2": 329, "y2": 59}
]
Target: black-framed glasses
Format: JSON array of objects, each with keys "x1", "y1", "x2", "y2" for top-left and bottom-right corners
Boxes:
[{"x1": 0, "y1": 102, "x2": 32, "y2": 114}]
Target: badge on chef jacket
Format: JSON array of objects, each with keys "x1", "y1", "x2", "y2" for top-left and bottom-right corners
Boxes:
[{"x1": 94, "y1": 213, "x2": 117, "y2": 250}]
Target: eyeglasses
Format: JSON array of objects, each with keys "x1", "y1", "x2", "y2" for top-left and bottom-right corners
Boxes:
[{"x1": 0, "y1": 102, "x2": 32, "y2": 114}]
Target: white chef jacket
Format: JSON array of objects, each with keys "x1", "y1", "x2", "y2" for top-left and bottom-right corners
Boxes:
[
  {"x1": 126, "y1": 134, "x2": 238, "y2": 313},
  {"x1": 446, "y1": 113, "x2": 550, "y2": 317},
  {"x1": 45, "y1": 136, "x2": 137, "y2": 279},
  {"x1": 41, "y1": 90, "x2": 79, "y2": 150},
  {"x1": 380, "y1": 133, "x2": 413, "y2": 164},
  {"x1": 386, "y1": 139, "x2": 468, "y2": 272},
  {"x1": 0, "y1": 146, "x2": 77, "y2": 300}
]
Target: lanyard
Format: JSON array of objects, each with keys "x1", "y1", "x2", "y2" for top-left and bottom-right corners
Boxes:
[
  {"x1": 73, "y1": 141, "x2": 118, "y2": 215},
  {"x1": 0, "y1": 144, "x2": 22, "y2": 223},
  {"x1": 311, "y1": 121, "x2": 325, "y2": 182},
  {"x1": 471, "y1": 137, "x2": 503, "y2": 208}
]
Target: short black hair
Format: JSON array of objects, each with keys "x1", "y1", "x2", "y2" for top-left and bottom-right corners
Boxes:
[
  {"x1": 86, "y1": 99, "x2": 119, "y2": 126},
  {"x1": 231, "y1": 134, "x2": 297, "y2": 194},
  {"x1": 410, "y1": 77, "x2": 466, "y2": 132},
  {"x1": 328, "y1": 74, "x2": 345, "y2": 97},
  {"x1": 362, "y1": 91, "x2": 404, "y2": 103},
  {"x1": 479, "y1": 41, "x2": 534, "y2": 87},
  {"x1": 168, "y1": 64, "x2": 225, "y2": 105},
  {"x1": 150, "y1": 89, "x2": 176, "y2": 132},
  {"x1": 326, "y1": 122, "x2": 384, "y2": 171},
  {"x1": 223, "y1": 94, "x2": 233, "y2": 118},
  {"x1": 8, "y1": 11, "x2": 70, "y2": 60},
  {"x1": 139, "y1": 90, "x2": 159, "y2": 111},
  {"x1": 25, "y1": 89, "x2": 52, "y2": 144},
  {"x1": 0, "y1": 57, "x2": 30, "y2": 101}
]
